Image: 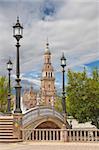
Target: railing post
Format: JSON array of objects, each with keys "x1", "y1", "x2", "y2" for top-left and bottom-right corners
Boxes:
[
  {"x1": 61, "y1": 124, "x2": 68, "y2": 142},
  {"x1": 13, "y1": 113, "x2": 23, "y2": 139}
]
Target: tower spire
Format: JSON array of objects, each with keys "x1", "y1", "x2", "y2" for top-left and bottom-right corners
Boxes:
[
  {"x1": 41, "y1": 40, "x2": 56, "y2": 106},
  {"x1": 45, "y1": 38, "x2": 50, "y2": 53}
]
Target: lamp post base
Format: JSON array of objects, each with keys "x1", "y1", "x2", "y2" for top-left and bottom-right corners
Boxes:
[{"x1": 14, "y1": 108, "x2": 22, "y2": 114}]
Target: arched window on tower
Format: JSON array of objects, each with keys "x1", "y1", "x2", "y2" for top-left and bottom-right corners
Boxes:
[
  {"x1": 46, "y1": 72, "x2": 47, "y2": 77},
  {"x1": 51, "y1": 72, "x2": 52, "y2": 77}
]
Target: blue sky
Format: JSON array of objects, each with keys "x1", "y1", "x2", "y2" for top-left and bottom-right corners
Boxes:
[{"x1": 0, "y1": 0, "x2": 98, "y2": 89}]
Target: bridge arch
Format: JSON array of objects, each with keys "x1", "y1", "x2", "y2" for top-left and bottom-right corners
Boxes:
[
  {"x1": 36, "y1": 121, "x2": 60, "y2": 129},
  {"x1": 22, "y1": 106, "x2": 70, "y2": 129}
]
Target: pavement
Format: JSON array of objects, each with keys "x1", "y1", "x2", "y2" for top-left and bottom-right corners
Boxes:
[{"x1": 0, "y1": 142, "x2": 99, "y2": 150}]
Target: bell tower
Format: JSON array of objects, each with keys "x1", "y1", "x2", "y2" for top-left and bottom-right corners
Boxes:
[{"x1": 40, "y1": 41, "x2": 56, "y2": 106}]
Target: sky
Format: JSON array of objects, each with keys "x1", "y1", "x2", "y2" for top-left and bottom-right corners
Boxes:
[{"x1": 0, "y1": 0, "x2": 98, "y2": 89}]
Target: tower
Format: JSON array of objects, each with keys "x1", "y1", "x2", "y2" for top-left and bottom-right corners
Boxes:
[{"x1": 40, "y1": 41, "x2": 56, "y2": 106}]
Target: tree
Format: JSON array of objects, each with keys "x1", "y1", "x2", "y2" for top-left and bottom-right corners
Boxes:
[
  {"x1": 0, "y1": 76, "x2": 8, "y2": 113},
  {"x1": 55, "y1": 96, "x2": 63, "y2": 113},
  {"x1": 66, "y1": 68, "x2": 99, "y2": 128}
]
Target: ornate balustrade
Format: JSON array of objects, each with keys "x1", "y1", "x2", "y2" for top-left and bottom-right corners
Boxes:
[
  {"x1": 21, "y1": 129, "x2": 99, "y2": 142},
  {"x1": 67, "y1": 129, "x2": 99, "y2": 142},
  {"x1": 22, "y1": 129, "x2": 61, "y2": 141}
]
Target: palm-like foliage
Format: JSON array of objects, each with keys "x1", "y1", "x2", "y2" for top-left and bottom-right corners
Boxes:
[{"x1": 0, "y1": 76, "x2": 8, "y2": 113}]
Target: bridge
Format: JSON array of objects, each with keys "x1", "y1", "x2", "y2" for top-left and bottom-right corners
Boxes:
[
  {"x1": 22, "y1": 106, "x2": 70, "y2": 129},
  {"x1": 0, "y1": 106, "x2": 99, "y2": 142}
]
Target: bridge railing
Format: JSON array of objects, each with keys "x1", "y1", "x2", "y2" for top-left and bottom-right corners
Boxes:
[
  {"x1": 22, "y1": 106, "x2": 64, "y2": 126},
  {"x1": 21, "y1": 128, "x2": 99, "y2": 142}
]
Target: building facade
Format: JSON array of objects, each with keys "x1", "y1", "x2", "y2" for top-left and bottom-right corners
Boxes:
[
  {"x1": 22, "y1": 85, "x2": 37, "y2": 110},
  {"x1": 22, "y1": 41, "x2": 56, "y2": 108}
]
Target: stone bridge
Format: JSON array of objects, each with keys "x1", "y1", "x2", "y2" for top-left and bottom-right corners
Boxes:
[{"x1": 22, "y1": 106, "x2": 70, "y2": 129}]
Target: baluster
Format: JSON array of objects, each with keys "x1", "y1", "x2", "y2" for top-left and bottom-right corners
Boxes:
[
  {"x1": 53, "y1": 130, "x2": 55, "y2": 141},
  {"x1": 39, "y1": 130, "x2": 41, "y2": 141},
  {"x1": 50, "y1": 130, "x2": 52, "y2": 141},
  {"x1": 84, "y1": 131, "x2": 86, "y2": 141},
  {"x1": 60, "y1": 129, "x2": 63, "y2": 141},
  {"x1": 57, "y1": 130, "x2": 59, "y2": 141},
  {"x1": 46, "y1": 130, "x2": 48, "y2": 141},
  {"x1": 28, "y1": 130, "x2": 30, "y2": 141},
  {"x1": 69, "y1": 130, "x2": 72, "y2": 142},
  {"x1": 73, "y1": 130, "x2": 75, "y2": 141},
  {"x1": 32, "y1": 130, "x2": 34, "y2": 141},
  {"x1": 76, "y1": 130, "x2": 79, "y2": 141},
  {"x1": 91, "y1": 131, "x2": 94, "y2": 141},
  {"x1": 88, "y1": 130, "x2": 90, "y2": 142},
  {"x1": 95, "y1": 131, "x2": 97, "y2": 141},
  {"x1": 80, "y1": 130, "x2": 82, "y2": 141},
  {"x1": 42, "y1": 130, "x2": 44, "y2": 141}
]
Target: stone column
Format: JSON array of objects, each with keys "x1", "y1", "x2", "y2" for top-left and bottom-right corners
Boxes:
[
  {"x1": 61, "y1": 124, "x2": 68, "y2": 142},
  {"x1": 13, "y1": 113, "x2": 23, "y2": 139}
]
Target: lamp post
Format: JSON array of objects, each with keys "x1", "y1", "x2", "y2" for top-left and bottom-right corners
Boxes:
[
  {"x1": 7, "y1": 59, "x2": 13, "y2": 114},
  {"x1": 61, "y1": 53, "x2": 66, "y2": 114},
  {"x1": 13, "y1": 17, "x2": 23, "y2": 113}
]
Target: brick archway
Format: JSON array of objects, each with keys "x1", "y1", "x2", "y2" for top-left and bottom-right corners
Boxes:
[{"x1": 36, "y1": 121, "x2": 60, "y2": 129}]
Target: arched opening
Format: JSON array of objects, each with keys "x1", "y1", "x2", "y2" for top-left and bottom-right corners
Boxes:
[{"x1": 36, "y1": 121, "x2": 60, "y2": 129}]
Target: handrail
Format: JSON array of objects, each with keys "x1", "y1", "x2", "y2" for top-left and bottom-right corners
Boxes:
[{"x1": 21, "y1": 128, "x2": 99, "y2": 142}]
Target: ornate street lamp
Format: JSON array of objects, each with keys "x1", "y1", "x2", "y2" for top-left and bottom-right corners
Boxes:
[
  {"x1": 13, "y1": 17, "x2": 23, "y2": 113},
  {"x1": 61, "y1": 53, "x2": 66, "y2": 114},
  {"x1": 7, "y1": 59, "x2": 13, "y2": 114}
]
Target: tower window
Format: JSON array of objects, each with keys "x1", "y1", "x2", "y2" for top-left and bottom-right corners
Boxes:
[
  {"x1": 51, "y1": 72, "x2": 52, "y2": 77},
  {"x1": 46, "y1": 72, "x2": 47, "y2": 77}
]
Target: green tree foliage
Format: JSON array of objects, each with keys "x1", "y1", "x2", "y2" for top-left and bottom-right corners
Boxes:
[
  {"x1": 55, "y1": 95, "x2": 70, "y2": 116},
  {"x1": 0, "y1": 76, "x2": 8, "y2": 113},
  {"x1": 67, "y1": 68, "x2": 99, "y2": 128},
  {"x1": 55, "y1": 96, "x2": 62, "y2": 113}
]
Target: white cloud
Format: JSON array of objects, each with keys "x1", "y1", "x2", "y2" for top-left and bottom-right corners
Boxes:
[{"x1": 0, "y1": 0, "x2": 98, "y2": 77}]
